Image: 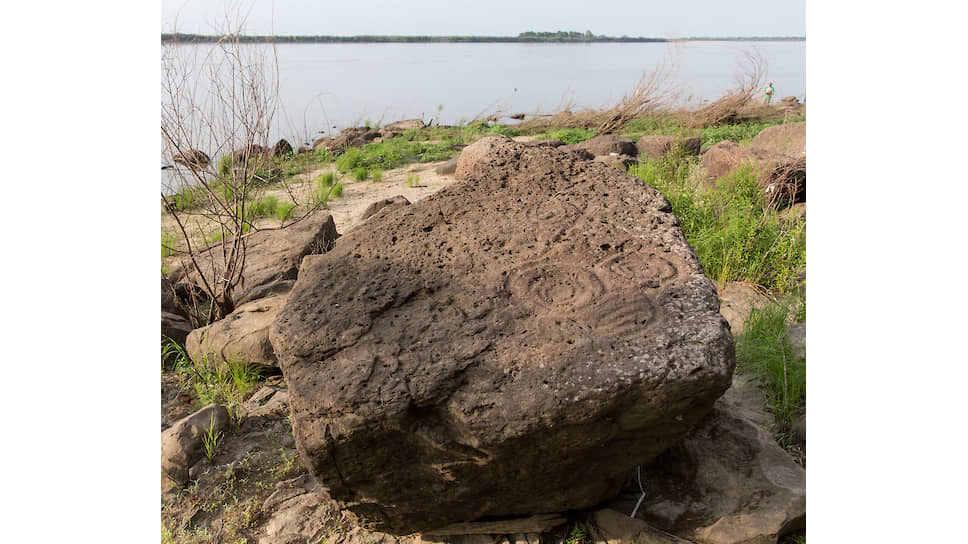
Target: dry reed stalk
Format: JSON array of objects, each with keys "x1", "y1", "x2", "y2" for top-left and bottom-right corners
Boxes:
[{"x1": 691, "y1": 49, "x2": 768, "y2": 128}]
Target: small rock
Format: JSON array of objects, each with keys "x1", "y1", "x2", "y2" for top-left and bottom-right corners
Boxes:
[{"x1": 161, "y1": 404, "x2": 230, "y2": 488}]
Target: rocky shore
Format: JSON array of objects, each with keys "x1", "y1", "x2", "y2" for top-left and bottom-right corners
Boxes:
[{"x1": 162, "y1": 111, "x2": 807, "y2": 544}]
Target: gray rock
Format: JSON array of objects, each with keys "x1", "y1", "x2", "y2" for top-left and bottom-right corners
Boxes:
[
  {"x1": 586, "y1": 509, "x2": 692, "y2": 544},
  {"x1": 637, "y1": 401, "x2": 806, "y2": 544},
  {"x1": 270, "y1": 136, "x2": 734, "y2": 534}
]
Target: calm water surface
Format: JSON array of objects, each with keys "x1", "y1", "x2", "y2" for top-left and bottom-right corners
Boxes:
[{"x1": 161, "y1": 41, "x2": 804, "y2": 180}]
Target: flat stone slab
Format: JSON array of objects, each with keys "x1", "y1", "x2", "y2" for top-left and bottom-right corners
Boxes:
[{"x1": 270, "y1": 136, "x2": 734, "y2": 534}]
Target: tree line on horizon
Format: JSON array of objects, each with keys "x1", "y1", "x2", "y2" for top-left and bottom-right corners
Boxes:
[{"x1": 161, "y1": 32, "x2": 804, "y2": 44}]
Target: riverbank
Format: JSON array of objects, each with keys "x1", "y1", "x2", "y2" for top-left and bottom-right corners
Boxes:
[{"x1": 162, "y1": 32, "x2": 805, "y2": 44}]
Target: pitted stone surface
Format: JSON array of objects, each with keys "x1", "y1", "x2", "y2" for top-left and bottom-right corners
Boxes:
[{"x1": 269, "y1": 136, "x2": 735, "y2": 534}]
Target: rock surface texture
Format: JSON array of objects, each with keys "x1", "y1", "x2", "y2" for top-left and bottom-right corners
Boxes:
[
  {"x1": 185, "y1": 294, "x2": 289, "y2": 371},
  {"x1": 638, "y1": 401, "x2": 807, "y2": 544},
  {"x1": 269, "y1": 136, "x2": 735, "y2": 534},
  {"x1": 167, "y1": 212, "x2": 339, "y2": 306}
]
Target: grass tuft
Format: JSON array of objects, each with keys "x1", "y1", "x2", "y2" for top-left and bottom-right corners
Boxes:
[
  {"x1": 629, "y1": 154, "x2": 805, "y2": 293},
  {"x1": 735, "y1": 297, "x2": 806, "y2": 431}
]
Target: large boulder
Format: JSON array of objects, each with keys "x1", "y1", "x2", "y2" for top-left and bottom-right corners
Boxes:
[
  {"x1": 167, "y1": 212, "x2": 340, "y2": 307},
  {"x1": 750, "y1": 122, "x2": 805, "y2": 158},
  {"x1": 185, "y1": 294, "x2": 289, "y2": 372},
  {"x1": 269, "y1": 136, "x2": 735, "y2": 534},
  {"x1": 636, "y1": 401, "x2": 807, "y2": 544},
  {"x1": 700, "y1": 141, "x2": 806, "y2": 207}
]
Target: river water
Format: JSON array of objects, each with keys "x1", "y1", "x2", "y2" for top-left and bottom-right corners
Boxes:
[
  {"x1": 164, "y1": 40, "x2": 803, "y2": 141},
  {"x1": 161, "y1": 40, "x2": 804, "y2": 188}
]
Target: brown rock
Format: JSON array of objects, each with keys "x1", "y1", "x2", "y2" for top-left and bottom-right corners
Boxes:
[
  {"x1": 269, "y1": 136, "x2": 735, "y2": 534},
  {"x1": 573, "y1": 134, "x2": 638, "y2": 156},
  {"x1": 635, "y1": 136, "x2": 701, "y2": 160},
  {"x1": 185, "y1": 294, "x2": 289, "y2": 372},
  {"x1": 384, "y1": 119, "x2": 426, "y2": 132},
  {"x1": 271, "y1": 139, "x2": 294, "y2": 158},
  {"x1": 434, "y1": 157, "x2": 461, "y2": 175},
  {"x1": 717, "y1": 282, "x2": 772, "y2": 335},
  {"x1": 361, "y1": 195, "x2": 411, "y2": 222},
  {"x1": 750, "y1": 122, "x2": 805, "y2": 158},
  {"x1": 161, "y1": 404, "x2": 230, "y2": 489},
  {"x1": 172, "y1": 149, "x2": 211, "y2": 170},
  {"x1": 168, "y1": 212, "x2": 339, "y2": 306}
]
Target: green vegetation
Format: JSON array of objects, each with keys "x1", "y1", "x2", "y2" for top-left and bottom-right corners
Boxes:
[
  {"x1": 629, "y1": 154, "x2": 805, "y2": 293},
  {"x1": 352, "y1": 167, "x2": 369, "y2": 181},
  {"x1": 164, "y1": 338, "x2": 264, "y2": 415},
  {"x1": 370, "y1": 168, "x2": 383, "y2": 182},
  {"x1": 621, "y1": 115, "x2": 806, "y2": 146},
  {"x1": 311, "y1": 171, "x2": 345, "y2": 206},
  {"x1": 537, "y1": 127, "x2": 595, "y2": 145},
  {"x1": 406, "y1": 172, "x2": 420, "y2": 188},
  {"x1": 565, "y1": 523, "x2": 587, "y2": 544},
  {"x1": 202, "y1": 411, "x2": 223, "y2": 463},
  {"x1": 736, "y1": 298, "x2": 806, "y2": 431}
]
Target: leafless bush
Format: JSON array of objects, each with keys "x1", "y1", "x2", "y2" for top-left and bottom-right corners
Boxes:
[
  {"x1": 161, "y1": 15, "x2": 322, "y2": 326},
  {"x1": 691, "y1": 49, "x2": 768, "y2": 128},
  {"x1": 515, "y1": 46, "x2": 682, "y2": 135}
]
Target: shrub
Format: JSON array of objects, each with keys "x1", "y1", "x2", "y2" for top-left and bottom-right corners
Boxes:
[
  {"x1": 352, "y1": 167, "x2": 368, "y2": 181},
  {"x1": 370, "y1": 168, "x2": 383, "y2": 182},
  {"x1": 629, "y1": 154, "x2": 805, "y2": 293}
]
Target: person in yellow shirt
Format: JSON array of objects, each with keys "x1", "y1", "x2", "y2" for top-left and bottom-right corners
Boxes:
[{"x1": 763, "y1": 82, "x2": 775, "y2": 104}]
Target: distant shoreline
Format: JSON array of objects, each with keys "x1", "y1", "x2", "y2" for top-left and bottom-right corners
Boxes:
[{"x1": 161, "y1": 33, "x2": 805, "y2": 44}]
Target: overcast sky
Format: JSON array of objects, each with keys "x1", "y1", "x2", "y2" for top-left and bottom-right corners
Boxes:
[{"x1": 161, "y1": 0, "x2": 806, "y2": 38}]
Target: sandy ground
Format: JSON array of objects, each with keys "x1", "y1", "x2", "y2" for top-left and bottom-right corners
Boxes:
[
  {"x1": 289, "y1": 161, "x2": 459, "y2": 236},
  {"x1": 161, "y1": 158, "x2": 463, "y2": 275}
]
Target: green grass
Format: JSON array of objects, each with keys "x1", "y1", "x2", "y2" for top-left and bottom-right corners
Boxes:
[
  {"x1": 162, "y1": 232, "x2": 178, "y2": 258},
  {"x1": 165, "y1": 338, "x2": 264, "y2": 413},
  {"x1": 537, "y1": 127, "x2": 595, "y2": 145},
  {"x1": 370, "y1": 168, "x2": 383, "y2": 182},
  {"x1": 628, "y1": 154, "x2": 805, "y2": 293},
  {"x1": 352, "y1": 167, "x2": 369, "y2": 181},
  {"x1": 406, "y1": 172, "x2": 420, "y2": 188},
  {"x1": 244, "y1": 195, "x2": 279, "y2": 220},
  {"x1": 311, "y1": 171, "x2": 345, "y2": 206},
  {"x1": 621, "y1": 115, "x2": 807, "y2": 147},
  {"x1": 735, "y1": 297, "x2": 806, "y2": 430}
]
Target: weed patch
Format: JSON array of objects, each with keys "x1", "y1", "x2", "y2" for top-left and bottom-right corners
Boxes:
[
  {"x1": 735, "y1": 298, "x2": 806, "y2": 430},
  {"x1": 629, "y1": 156, "x2": 805, "y2": 293}
]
